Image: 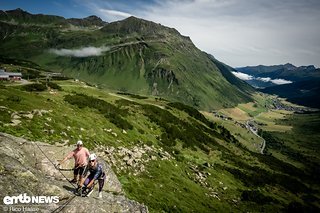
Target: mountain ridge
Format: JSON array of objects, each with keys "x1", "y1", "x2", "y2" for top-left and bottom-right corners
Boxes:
[
  {"x1": 235, "y1": 64, "x2": 320, "y2": 108},
  {"x1": 236, "y1": 64, "x2": 319, "y2": 81},
  {"x1": 0, "y1": 8, "x2": 107, "y2": 27},
  {"x1": 0, "y1": 8, "x2": 253, "y2": 110}
]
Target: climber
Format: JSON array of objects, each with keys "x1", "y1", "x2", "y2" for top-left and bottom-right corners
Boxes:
[
  {"x1": 78, "y1": 153, "x2": 106, "y2": 198},
  {"x1": 58, "y1": 140, "x2": 90, "y2": 184}
]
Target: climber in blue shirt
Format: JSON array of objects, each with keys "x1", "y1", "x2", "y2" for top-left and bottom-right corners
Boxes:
[{"x1": 79, "y1": 153, "x2": 106, "y2": 198}]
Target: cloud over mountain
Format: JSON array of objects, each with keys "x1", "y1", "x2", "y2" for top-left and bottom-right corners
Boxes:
[
  {"x1": 270, "y1": 79, "x2": 293, "y2": 85},
  {"x1": 49, "y1": 46, "x2": 110, "y2": 57},
  {"x1": 232, "y1": 71, "x2": 292, "y2": 85},
  {"x1": 99, "y1": 9, "x2": 132, "y2": 19},
  {"x1": 232, "y1": 72, "x2": 254, "y2": 81}
]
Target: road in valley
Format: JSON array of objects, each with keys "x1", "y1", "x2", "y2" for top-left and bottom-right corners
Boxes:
[{"x1": 246, "y1": 120, "x2": 266, "y2": 154}]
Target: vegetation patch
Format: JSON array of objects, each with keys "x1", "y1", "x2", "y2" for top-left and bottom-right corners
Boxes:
[
  {"x1": 0, "y1": 109, "x2": 11, "y2": 123},
  {"x1": 223, "y1": 164, "x2": 309, "y2": 194},
  {"x1": 51, "y1": 76, "x2": 72, "y2": 81},
  {"x1": 140, "y1": 104, "x2": 234, "y2": 153},
  {"x1": 168, "y1": 102, "x2": 213, "y2": 126},
  {"x1": 64, "y1": 93, "x2": 133, "y2": 130},
  {"x1": 45, "y1": 81, "x2": 62, "y2": 91},
  {"x1": 22, "y1": 83, "x2": 47, "y2": 92},
  {"x1": 6, "y1": 95, "x2": 22, "y2": 103},
  {"x1": 117, "y1": 92, "x2": 148, "y2": 99},
  {"x1": 241, "y1": 190, "x2": 277, "y2": 204},
  {"x1": 259, "y1": 129, "x2": 309, "y2": 163}
]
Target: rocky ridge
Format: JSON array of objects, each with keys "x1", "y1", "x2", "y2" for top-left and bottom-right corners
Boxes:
[{"x1": 0, "y1": 132, "x2": 148, "y2": 212}]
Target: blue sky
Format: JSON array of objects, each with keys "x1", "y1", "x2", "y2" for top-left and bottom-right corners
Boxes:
[{"x1": 1, "y1": 0, "x2": 320, "y2": 68}]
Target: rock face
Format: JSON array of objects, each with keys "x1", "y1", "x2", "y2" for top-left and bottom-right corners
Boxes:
[{"x1": 0, "y1": 132, "x2": 148, "y2": 213}]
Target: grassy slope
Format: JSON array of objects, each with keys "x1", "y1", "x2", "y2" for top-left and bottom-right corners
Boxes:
[
  {"x1": 0, "y1": 80, "x2": 319, "y2": 212},
  {"x1": 262, "y1": 112, "x2": 320, "y2": 171},
  {"x1": 204, "y1": 92, "x2": 320, "y2": 211}
]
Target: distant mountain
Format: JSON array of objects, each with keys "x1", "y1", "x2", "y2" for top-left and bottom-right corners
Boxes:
[
  {"x1": 235, "y1": 64, "x2": 320, "y2": 108},
  {"x1": 67, "y1": 16, "x2": 107, "y2": 27},
  {"x1": 0, "y1": 8, "x2": 65, "y2": 25},
  {"x1": 0, "y1": 8, "x2": 107, "y2": 27},
  {"x1": 260, "y1": 79, "x2": 320, "y2": 108},
  {"x1": 237, "y1": 63, "x2": 296, "y2": 76},
  {"x1": 236, "y1": 64, "x2": 320, "y2": 82},
  {"x1": 0, "y1": 9, "x2": 254, "y2": 110}
]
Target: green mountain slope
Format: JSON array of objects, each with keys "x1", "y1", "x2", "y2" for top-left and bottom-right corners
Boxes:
[
  {"x1": 0, "y1": 79, "x2": 319, "y2": 212},
  {"x1": 208, "y1": 54, "x2": 254, "y2": 93},
  {"x1": 0, "y1": 9, "x2": 252, "y2": 110}
]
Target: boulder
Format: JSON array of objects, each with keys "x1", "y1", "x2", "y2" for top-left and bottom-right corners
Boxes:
[
  {"x1": 132, "y1": 151, "x2": 143, "y2": 159},
  {"x1": 12, "y1": 114, "x2": 21, "y2": 119},
  {"x1": 10, "y1": 119, "x2": 21, "y2": 126},
  {"x1": 23, "y1": 113, "x2": 34, "y2": 119}
]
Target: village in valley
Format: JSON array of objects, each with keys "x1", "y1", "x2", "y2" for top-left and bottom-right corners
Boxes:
[
  {"x1": 0, "y1": 68, "x2": 22, "y2": 81},
  {"x1": 0, "y1": 65, "x2": 63, "y2": 85}
]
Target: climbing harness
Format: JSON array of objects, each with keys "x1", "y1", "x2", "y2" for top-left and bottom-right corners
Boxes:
[{"x1": 75, "y1": 180, "x2": 98, "y2": 197}]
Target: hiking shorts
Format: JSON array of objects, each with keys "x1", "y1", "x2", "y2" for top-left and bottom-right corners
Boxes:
[
  {"x1": 84, "y1": 172, "x2": 106, "y2": 192},
  {"x1": 74, "y1": 166, "x2": 85, "y2": 176}
]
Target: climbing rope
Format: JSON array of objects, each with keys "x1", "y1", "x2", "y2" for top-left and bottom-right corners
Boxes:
[
  {"x1": 50, "y1": 194, "x2": 77, "y2": 213},
  {"x1": 31, "y1": 141, "x2": 78, "y2": 189},
  {"x1": 57, "y1": 167, "x2": 75, "y2": 171},
  {"x1": 24, "y1": 140, "x2": 96, "y2": 213}
]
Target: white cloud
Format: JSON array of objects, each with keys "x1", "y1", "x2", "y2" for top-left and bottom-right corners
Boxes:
[
  {"x1": 99, "y1": 9, "x2": 132, "y2": 19},
  {"x1": 233, "y1": 73, "x2": 292, "y2": 85},
  {"x1": 49, "y1": 46, "x2": 110, "y2": 57},
  {"x1": 256, "y1": 77, "x2": 292, "y2": 85},
  {"x1": 270, "y1": 79, "x2": 293, "y2": 85},
  {"x1": 231, "y1": 72, "x2": 254, "y2": 80},
  {"x1": 257, "y1": 77, "x2": 271, "y2": 82}
]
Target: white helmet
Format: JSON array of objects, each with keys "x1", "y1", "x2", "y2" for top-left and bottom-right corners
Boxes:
[
  {"x1": 89, "y1": 153, "x2": 97, "y2": 161},
  {"x1": 76, "y1": 140, "x2": 83, "y2": 146}
]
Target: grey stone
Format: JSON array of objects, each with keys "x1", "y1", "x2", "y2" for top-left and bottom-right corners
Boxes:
[
  {"x1": 11, "y1": 119, "x2": 21, "y2": 126},
  {"x1": 23, "y1": 113, "x2": 34, "y2": 119},
  {"x1": 0, "y1": 132, "x2": 148, "y2": 213},
  {"x1": 12, "y1": 114, "x2": 21, "y2": 119}
]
